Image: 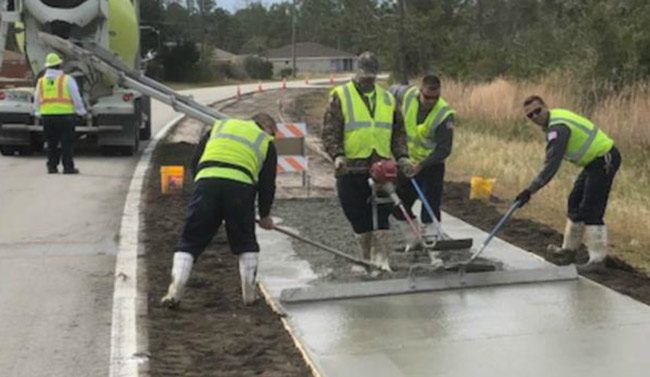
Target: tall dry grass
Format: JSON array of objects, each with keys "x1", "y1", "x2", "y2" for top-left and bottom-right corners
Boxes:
[{"x1": 443, "y1": 76, "x2": 650, "y2": 273}]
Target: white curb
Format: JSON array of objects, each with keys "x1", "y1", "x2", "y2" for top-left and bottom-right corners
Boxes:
[{"x1": 109, "y1": 114, "x2": 185, "y2": 377}]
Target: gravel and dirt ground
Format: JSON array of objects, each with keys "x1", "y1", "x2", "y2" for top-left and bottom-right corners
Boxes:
[{"x1": 143, "y1": 88, "x2": 650, "y2": 377}]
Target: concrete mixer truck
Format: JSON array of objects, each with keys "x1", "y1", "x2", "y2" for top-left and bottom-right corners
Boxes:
[{"x1": 0, "y1": 0, "x2": 151, "y2": 156}]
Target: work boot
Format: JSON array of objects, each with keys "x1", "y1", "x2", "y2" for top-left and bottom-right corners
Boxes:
[
  {"x1": 63, "y1": 168, "x2": 80, "y2": 175},
  {"x1": 356, "y1": 232, "x2": 372, "y2": 260},
  {"x1": 395, "y1": 222, "x2": 420, "y2": 253},
  {"x1": 239, "y1": 252, "x2": 259, "y2": 305},
  {"x1": 546, "y1": 245, "x2": 577, "y2": 265},
  {"x1": 421, "y1": 222, "x2": 440, "y2": 245},
  {"x1": 371, "y1": 230, "x2": 393, "y2": 272},
  {"x1": 161, "y1": 251, "x2": 194, "y2": 309},
  {"x1": 545, "y1": 220, "x2": 584, "y2": 265},
  {"x1": 577, "y1": 225, "x2": 608, "y2": 274},
  {"x1": 47, "y1": 166, "x2": 58, "y2": 174}
]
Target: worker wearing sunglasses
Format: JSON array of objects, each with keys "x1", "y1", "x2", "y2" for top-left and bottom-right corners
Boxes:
[
  {"x1": 517, "y1": 95, "x2": 621, "y2": 273},
  {"x1": 388, "y1": 74, "x2": 455, "y2": 245}
]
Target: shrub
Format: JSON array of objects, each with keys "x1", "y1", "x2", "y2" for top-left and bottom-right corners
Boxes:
[
  {"x1": 160, "y1": 40, "x2": 200, "y2": 81},
  {"x1": 243, "y1": 56, "x2": 272, "y2": 79},
  {"x1": 280, "y1": 67, "x2": 294, "y2": 78}
]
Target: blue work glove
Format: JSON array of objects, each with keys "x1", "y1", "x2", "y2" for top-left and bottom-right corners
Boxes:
[{"x1": 515, "y1": 189, "x2": 532, "y2": 207}]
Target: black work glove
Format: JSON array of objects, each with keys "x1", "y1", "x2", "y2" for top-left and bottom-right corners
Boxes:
[{"x1": 515, "y1": 189, "x2": 532, "y2": 207}]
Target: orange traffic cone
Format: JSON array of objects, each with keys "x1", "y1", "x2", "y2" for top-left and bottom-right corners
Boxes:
[
  {"x1": 305, "y1": 75, "x2": 309, "y2": 85},
  {"x1": 282, "y1": 77, "x2": 287, "y2": 90},
  {"x1": 236, "y1": 85, "x2": 242, "y2": 100},
  {"x1": 257, "y1": 81, "x2": 264, "y2": 93}
]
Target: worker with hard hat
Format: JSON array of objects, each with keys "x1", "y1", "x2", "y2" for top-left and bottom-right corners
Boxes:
[
  {"x1": 322, "y1": 51, "x2": 413, "y2": 272},
  {"x1": 161, "y1": 113, "x2": 278, "y2": 309},
  {"x1": 33, "y1": 52, "x2": 86, "y2": 174},
  {"x1": 389, "y1": 74, "x2": 455, "y2": 242},
  {"x1": 517, "y1": 95, "x2": 622, "y2": 273}
]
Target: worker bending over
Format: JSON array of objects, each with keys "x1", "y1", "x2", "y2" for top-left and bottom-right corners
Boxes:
[
  {"x1": 516, "y1": 95, "x2": 621, "y2": 273},
  {"x1": 161, "y1": 113, "x2": 278, "y2": 308}
]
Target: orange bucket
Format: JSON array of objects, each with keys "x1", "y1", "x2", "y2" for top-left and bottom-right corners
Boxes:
[
  {"x1": 470, "y1": 176, "x2": 496, "y2": 200},
  {"x1": 160, "y1": 166, "x2": 185, "y2": 194}
]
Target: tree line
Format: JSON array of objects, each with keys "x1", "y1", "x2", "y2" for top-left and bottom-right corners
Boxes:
[{"x1": 143, "y1": 0, "x2": 650, "y2": 94}]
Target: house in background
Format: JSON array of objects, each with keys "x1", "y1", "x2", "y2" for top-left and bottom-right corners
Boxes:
[
  {"x1": 265, "y1": 42, "x2": 357, "y2": 76},
  {"x1": 212, "y1": 47, "x2": 240, "y2": 63}
]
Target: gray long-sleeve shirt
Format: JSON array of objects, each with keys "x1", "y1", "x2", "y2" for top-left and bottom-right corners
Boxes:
[
  {"x1": 527, "y1": 124, "x2": 571, "y2": 193},
  {"x1": 33, "y1": 69, "x2": 86, "y2": 116}
]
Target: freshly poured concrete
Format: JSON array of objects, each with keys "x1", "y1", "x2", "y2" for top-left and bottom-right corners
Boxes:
[{"x1": 259, "y1": 212, "x2": 650, "y2": 377}]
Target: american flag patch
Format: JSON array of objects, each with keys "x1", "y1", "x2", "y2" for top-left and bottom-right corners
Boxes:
[{"x1": 547, "y1": 131, "x2": 558, "y2": 141}]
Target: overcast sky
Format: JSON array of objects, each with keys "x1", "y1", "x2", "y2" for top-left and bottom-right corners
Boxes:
[{"x1": 217, "y1": 0, "x2": 286, "y2": 12}]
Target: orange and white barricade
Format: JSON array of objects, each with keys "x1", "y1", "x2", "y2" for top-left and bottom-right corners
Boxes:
[{"x1": 274, "y1": 122, "x2": 309, "y2": 187}]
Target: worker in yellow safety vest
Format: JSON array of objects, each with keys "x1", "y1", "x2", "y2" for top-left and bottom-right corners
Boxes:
[
  {"x1": 161, "y1": 113, "x2": 278, "y2": 308},
  {"x1": 322, "y1": 51, "x2": 413, "y2": 272},
  {"x1": 389, "y1": 75, "x2": 455, "y2": 243},
  {"x1": 33, "y1": 52, "x2": 86, "y2": 174},
  {"x1": 516, "y1": 95, "x2": 622, "y2": 273}
]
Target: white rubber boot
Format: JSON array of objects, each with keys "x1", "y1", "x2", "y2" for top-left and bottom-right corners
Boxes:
[
  {"x1": 578, "y1": 225, "x2": 608, "y2": 273},
  {"x1": 161, "y1": 251, "x2": 194, "y2": 309},
  {"x1": 562, "y1": 220, "x2": 585, "y2": 250},
  {"x1": 422, "y1": 222, "x2": 438, "y2": 239},
  {"x1": 239, "y1": 252, "x2": 259, "y2": 305},
  {"x1": 399, "y1": 222, "x2": 420, "y2": 252},
  {"x1": 356, "y1": 232, "x2": 372, "y2": 260},
  {"x1": 371, "y1": 230, "x2": 393, "y2": 272},
  {"x1": 546, "y1": 220, "x2": 584, "y2": 265}
]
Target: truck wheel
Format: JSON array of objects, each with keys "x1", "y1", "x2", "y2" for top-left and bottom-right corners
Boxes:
[
  {"x1": 0, "y1": 146, "x2": 15, "y2": 156},
  {"x1": 100, "y1": 146, "x2": 117, "y2": 156},
  {"x1": 16, "y1": 146, "x2": 33, "y2": 156},
  {"x1": 30, "y1": 139, "x2": 44, "y2": 153},
  {"x1": 119, "y1": 133, "x2": 139, "y2": 156}
]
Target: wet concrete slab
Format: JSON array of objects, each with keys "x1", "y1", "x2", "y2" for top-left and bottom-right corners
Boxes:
[{"x1": 259, "y1": 212, "x2": 650, "y2": 377}]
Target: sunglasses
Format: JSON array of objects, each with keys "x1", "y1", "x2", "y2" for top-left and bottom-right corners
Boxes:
[
  {"x1": 526, "y1": 108, "x2": 542, "y2": 118},
  {"x1": 421, "y1": 92, "x2": 439, "y2": 101}
]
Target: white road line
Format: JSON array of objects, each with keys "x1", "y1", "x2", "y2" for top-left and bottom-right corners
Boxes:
[{"x1": 109, "y1": 114, "x2": 184, "y2": 377}]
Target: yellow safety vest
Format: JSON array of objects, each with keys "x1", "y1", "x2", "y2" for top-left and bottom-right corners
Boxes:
[
  {"x1": 401, "y1": 86, "x2": 455, "y2": 163},
  {"x1": 331, "y1": 81, "x2": 395, "y2": 159},
  {"x1": 195, "y1": 119, "x2": 272, "y2": 184},
  {"x1": 38, "y1": 74, "x2": 75, "y2": 115},
  {"x1": 548, "y1": 109, "x2": 614, "y2": 166}
]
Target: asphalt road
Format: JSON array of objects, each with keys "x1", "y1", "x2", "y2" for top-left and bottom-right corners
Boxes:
[{"x1": 0, "y1": 84, "x2": 249, "y2": 377}]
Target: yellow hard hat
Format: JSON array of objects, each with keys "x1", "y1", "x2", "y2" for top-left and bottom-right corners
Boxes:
[{"x1": 44, "y1": 52, "x2": 63, "y2": 68}]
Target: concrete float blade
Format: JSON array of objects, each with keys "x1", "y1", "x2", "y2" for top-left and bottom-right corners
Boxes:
[
  {"x1": 280, "y1": 265, "x2": 578, "y2": 303},
  {"x1": 430, "y1": 238, "x2": 473, "y2": 251}
]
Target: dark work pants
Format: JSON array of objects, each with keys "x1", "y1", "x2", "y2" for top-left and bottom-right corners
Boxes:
[
  {"x1": 337, "y1": 173, "x2": 391, "y2": 234},
  {"x1": 176, "y1": 178, "x2": 259, "y2": 259},
  {"x1": 567, "y1": 146, "x2": 621, "y2": 225},
  {"x1": 394, "y1": 163, "x2": 445, "y2": 223},
  {"x1": 43, "y1": 115, "x2": 77, "y2": 171}
]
